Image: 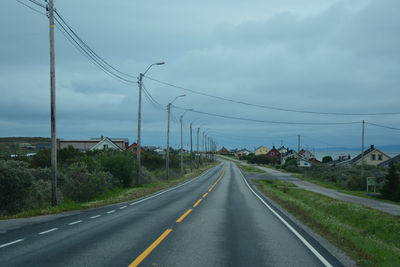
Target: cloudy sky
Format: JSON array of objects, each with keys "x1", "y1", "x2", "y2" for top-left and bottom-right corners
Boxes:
[{"x1": 1, "y1": 0, "x2": 400, "y2": 151}]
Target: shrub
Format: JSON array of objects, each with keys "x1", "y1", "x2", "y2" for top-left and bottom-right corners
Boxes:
[
  {"x1": 30, "y1": 149, "x2": 51, "y2": 168},
  {"x1": 0, "y1": 160, "x2": 34, "y2": 215},
  {"x1": 61, "y1": 164, "x2": 113, "y2": 202},
  {"x1": 322, "y1": 156, "x2": 333, "y2": 163},
  {"x1": 381, "y1": 162, "x2": 400, "y2": 201},
  {"x1": 58, "y1": 146, "x2": 84, "y2": 167},
  {"x1": 96, "y1": 151, "x2": 137, "y2": 187}
]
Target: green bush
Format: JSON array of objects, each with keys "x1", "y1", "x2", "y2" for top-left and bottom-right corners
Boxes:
[
  {"x1": 30, "y1": 149, "x2": 51, "y2": 168},
  {"x1": 96, "y1": 151, "x2": 137, "y2": 187},
  {"x1": 0, "y1": 160, "x2": 34, "y2": 214},
  {"x1": 61, "y1": 164, "x2": 113, "y2": 202},
  {"x1": 58, "y1": 146, "x2": 84, "y2": 167}
]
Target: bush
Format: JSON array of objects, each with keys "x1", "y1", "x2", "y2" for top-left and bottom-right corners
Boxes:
[
  {"x1": 58, "y1": 146, "x2": 84, "y2": 167},
  {"x1": 96, "y1": 151, "x2": 137, "y2": 187},
  {"x1": 30, "y1": 149, "x2": 51, "y2": 168},
  {"x1": 0, "y1": 160, "x2": 34, "y2": 215},
  {"x1": 381, "y1": 163, "x2": 400, "y2": 201},
  {"x1": 61, "y1": 164, "x2": 113, "y2": 202},
  {"x1": 322, "y1": 156, "x2": 333, "y2": 163}
]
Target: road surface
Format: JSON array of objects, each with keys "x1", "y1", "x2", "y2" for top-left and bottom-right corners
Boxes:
[{"x1": 0, "y1": 161, "x2": 343, "y2": 266}]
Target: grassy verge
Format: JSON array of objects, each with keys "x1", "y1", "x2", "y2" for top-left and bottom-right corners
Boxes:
[
  {"x1": 293, "y1": 174, "x2": 400, "y2": 206},
  {"x1": 237, "y1": 163, "x2": 266, "y2": 173},
  {"x1": 1, "y1": 163, "x2": 218, "y2": 220},
  {"x1": 255, "y1": 179, "x2": 400, "y2": 267}
]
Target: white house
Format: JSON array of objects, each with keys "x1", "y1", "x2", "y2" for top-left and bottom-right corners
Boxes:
[
  {"x1": 298, "y1": 160, "x2": 311, "y2": 168},
  {"x1": 90, "y1": 137, "x2": 123, "y2": 151}
]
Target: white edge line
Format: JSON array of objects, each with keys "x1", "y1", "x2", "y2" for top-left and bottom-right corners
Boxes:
[
  {"x1": 0, "y1": 239, "x2": 24, "y2": 249},
  {"x1": 128, "y1": 163, "x2": 224, "y2": 207},
  {"x1": 120, "y1": 206, "x2": 127, "y2": 209},
  {"x1": 68, "y1": 220, "x2": 83, "y2": 225},
  {"x1": 107, "y1": 210, "x2": 115, "y2": 214},
  {"x1": 90, "y1": 215, "x2": 101, "y2": 219},
  {"x1": 238, "y1": 167, "x2": 333, "y2": 267},
  {"x1": 39, "y1": 228, "x2": 58, "y2": 235}
]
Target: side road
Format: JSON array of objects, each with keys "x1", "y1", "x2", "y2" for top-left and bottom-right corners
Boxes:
[{"x1": 220, "y1": 156, "x2": 400, "y2": 216}]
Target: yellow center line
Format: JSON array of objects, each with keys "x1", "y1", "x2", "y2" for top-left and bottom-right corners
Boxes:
[
  {"x1": 202, "y1": 192, "x2": 208, "y2": 198},
  {"x1": 176, "y1": 209, "x2": 192, "y2": 223},
  {"x1": 129, "y1": 229, "x2": 173, "y2": 267},
  {"x1": 193, "y1": 198, "x2": 202, "y2": 207},
  {"x1": 208, "y1": 188, "x2": 212, "y2": 192}
]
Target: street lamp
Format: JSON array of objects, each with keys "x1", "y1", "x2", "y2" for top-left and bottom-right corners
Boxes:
[
  {"x1": 180, "y1": 109, "x2": 192, "y2": 176},
  {"x1": 166, "y1": 94, "x2": 186, "y2": 179},
  {"x1": 190, "y1": 118, "x2": 200, "y2": 172},
  {"x1": 137, "y1": 62, "x2": 164, "y2": 186}
]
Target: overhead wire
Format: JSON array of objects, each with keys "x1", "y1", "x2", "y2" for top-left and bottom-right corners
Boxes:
[
  {"x1": 171, "y1": 105, "x2": 361, "y2": 126},
  {"x1": 14, "y1": 0, "x2": 46, "y2": 15},
  {"x1": 365, "y1": 122, "x2": 400, "y2": 131},
  {"x1": 145, "y1": 76, "x2": 400, "y2": 116}
]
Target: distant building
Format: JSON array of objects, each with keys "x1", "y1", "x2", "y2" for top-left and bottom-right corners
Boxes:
[
  {"x1": 90, "y1": 137, "x2": 123, "y2": 151},
  {"x1": 255, "y1": 146, "x2": 270, "y2": 155},
  {"x1": 219, "y1": 147, "x2": 231, "y2": 154},
  {"x1": 299, "y1": 149, "x2": 314, "y2": 160},
  {"x1": 266, "y1": 146, "x2": 281, "y2": 158},
  {"x1": 127, "y1": 143, "x2": 145, "y2": 154},
  {"x1": 235, "y1": 149, "x2": 251, "y2": 157},
  {"x1": 350, "y1": 145, "x2": 390, "y2": 166},
  {"x1": 278, "y1": 146, "x2": 288, "y2": 155},
  {"x1": 60, "y1": 136, "x2": 128, "y2": 151}
]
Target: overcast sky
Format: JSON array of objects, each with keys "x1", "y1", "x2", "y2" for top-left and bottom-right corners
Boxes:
[{"x1": 1, "y1": 0, "x2": 400, "y2": 151}]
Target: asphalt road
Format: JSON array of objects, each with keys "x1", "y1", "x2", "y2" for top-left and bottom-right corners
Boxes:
[{"x1": 0, "y1": 161, "x2": 343, "y2": 267}]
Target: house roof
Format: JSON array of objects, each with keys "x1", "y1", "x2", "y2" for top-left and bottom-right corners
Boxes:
[
  {"x1": 255, "y1": 146, "x2": 268, "y2": 150},
  {"x1": 378, "y1": 154, "x2": 400, "y2": 167},
  {"x1": 90, "y1": 137, "x2": 122, "y2": 151},
  {"x1": 350, "y1": 145, "x2": 390, "y2": 164}
]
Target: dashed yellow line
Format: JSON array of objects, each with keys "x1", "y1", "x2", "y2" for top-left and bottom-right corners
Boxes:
[
  {"x1": 193, "y1": 198, "x2": 202, "y2": 207},
  {"x1": 129, "y1": 229, "x2": 173, "y2": 267},
  {"x1": 202, "y1": 192, "x2": 208, "y2": 198},
  {"x1": 176, "y1": 209, "x2": 192, "y2": 223}
]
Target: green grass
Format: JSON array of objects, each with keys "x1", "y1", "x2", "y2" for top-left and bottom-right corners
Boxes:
[
  {"x1": 237, "y1": 163, "x2": 266, "y2": 173},
  {"x1": 255, "y1": 179, "x2": 400, "y2": 267},
  {"x1": 293, "y1": 174, "x2": 400, "y2": 206},
  {"x1": 0, "y1": 163, "x2": 218, "y2": 220}
]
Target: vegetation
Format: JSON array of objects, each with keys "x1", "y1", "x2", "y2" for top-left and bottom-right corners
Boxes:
[
  {"x1": 322, "y1": 155, "x2": 333, "y2": 163},
  {"x1": 0, "y1": 146, "x2": 216, "y2": 217},
  {"x1": 256, "y1": 179, "x2": 400, "y2": 267},
  {"x1": 381, "y1": 162, "x2": 400, "y2": 201},
  {"x1": 239, "y1": 153, "x2": 280, "y2": 165},
  {"x1": 236, "y1": 163, "x2": 266, "y2": 173}
]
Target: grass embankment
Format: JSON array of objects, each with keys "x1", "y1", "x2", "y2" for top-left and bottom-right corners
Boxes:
[
  {"x1": 1, "y1": 163, "x2": 218, "y2": 220},
  {"x1": 256, "y1": 179, "x2": 400, "y2": 267},
  {"x1": 237, "y1": 163, "x2": 266, "y2": 173},
  {"x1": 293, "y1": 174, "x2": 400, "y2": 206}
]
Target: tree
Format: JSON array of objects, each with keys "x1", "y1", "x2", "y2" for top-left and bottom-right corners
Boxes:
[
  {"x1": 322, "y1": 156, "x2": 333, "y2": 163},
  {"x1": 381, "y1": 162, "x2": 400, "y2": 201}
]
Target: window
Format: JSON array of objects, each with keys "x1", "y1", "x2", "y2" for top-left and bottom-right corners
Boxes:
[
  {"x1": 378, "y1": 154, "x2": 382, "y2": 161},
  {"x1": 103, "y1": 144, "x2": 108, "y2": 150},
  {"x1": 371, "y1": 154, "x2": 376, "y2": 161}
]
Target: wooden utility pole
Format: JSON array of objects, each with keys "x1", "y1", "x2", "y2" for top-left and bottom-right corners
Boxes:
[
  {"x1": 180, "y1": 115, "x2": 184, "y2": 176},
  {"x1": 297, "y1": 134, "x2": 301, "y2": 164},
  {"x1": 48, "y1": 0, "x2": 57, "y2": 206},
  {"x1": 166, "y1": 103, "x2": 171, "y2": 179},
  {"x1": 196, "y1": 128, "x2": 200, "y2": 167},
  {"x1": 361, "y1": 120, "x2": 365, "y2": 177},
  {"x1": 190, "y1": 123, "x2": 193, "y2": 172},
  {"x1": 137, "y1": 73, "x2": 143, "y2": 186}
]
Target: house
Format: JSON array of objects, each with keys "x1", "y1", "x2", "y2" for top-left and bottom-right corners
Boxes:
[
  {"x1": 219, "y1": 147, "x2": 231, "y2": 154},
  {"x1": 281, "y1": 150, "x2": 299, "y2": 165},
  {"x1": 127, "y1": 143, "x2": 145, "y2": 154},
  {"x1": 299, "y1": 160, "x2": 311, "y2": 168},
  {"x1": 278, "y1": 146, "x2": 288, "y2": 155},
  {"x1": 60, "y1": 136, "x2": 128, "y2": 151},
  {"x1": 299, "y1": 149, "x2": 314, "y2": 160},
  {"x1": 266, "y1": 146, "x2": 281, "y2": 158},
  {"x1": 327, "y1": 155, "x2": 352, "y2": 166},
  {"x1": 154, "y1": 148, "x2": 165, "y2": 155},
  {"x1": 255, "y1": 146, "x2": 270, "y2": 155},
  {"x1": 350, "y1": 145, "x2": 391, "y2": 167},
  {"x1": 235, "y1": 149, "x2": 251, "y2": 157},
  {"x1": 90, "y1": 137, "x2": 123, "y2": 151},
  {"x1": 378, "y1": 154, "x2": 400, "y2": 167}
]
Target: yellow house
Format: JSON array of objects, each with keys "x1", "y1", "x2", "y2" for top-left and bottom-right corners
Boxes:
[
  {"x1": 255, "y1": 146, "x2": 270, "y2": 155},
  {"x1": 351, "y1": 145, "x2": 391, "y2": 166}
]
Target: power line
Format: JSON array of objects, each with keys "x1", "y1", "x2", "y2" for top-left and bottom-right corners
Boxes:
[
  {"x1": 145, "y1": 76, "x2": 400, "y2": 116},
  {"x1": 171, "y1": 105, "x2": 361, "y2": 126},
  {"x1": 15, "y1": 0, "x2": 46, "y2": 15},
  {"x1": 365, "y1": 122, "x2": 400, "y2": 131}
]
